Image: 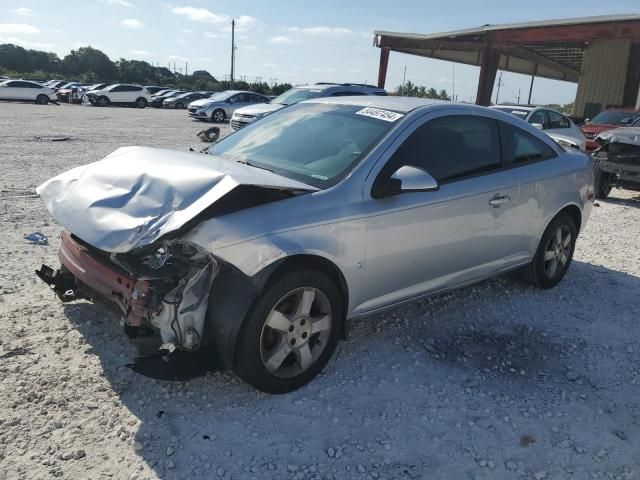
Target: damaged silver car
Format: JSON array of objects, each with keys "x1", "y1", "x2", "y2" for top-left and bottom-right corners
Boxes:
[{"x1": 36, "y1": 97, "x2": 594, "y2": 393}]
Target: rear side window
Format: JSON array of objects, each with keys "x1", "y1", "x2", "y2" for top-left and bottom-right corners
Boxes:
[
  {"x1": 499, "y1": 122, "x2": 557, "y2": 165},
  {"x1": 388, "y1": 115, "x2": 502, "y2": 183},
  {"x1": 547, "y1": 110, "x2": 570, "y2": 129},
  {"x1": 330, "y1": 91, "x2": 366, "y2": 97}
]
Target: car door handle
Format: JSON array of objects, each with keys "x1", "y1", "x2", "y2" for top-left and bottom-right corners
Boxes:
[{"x1": 489, "y1": 194, "x2": 511, "y2": 207}]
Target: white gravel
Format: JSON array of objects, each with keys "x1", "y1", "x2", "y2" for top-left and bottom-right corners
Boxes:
[{"x1": 1, "y1": 102, "x2": 640, "y2": 480}]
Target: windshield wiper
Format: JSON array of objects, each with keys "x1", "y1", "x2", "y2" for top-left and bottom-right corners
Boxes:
[{"x1": 236, "y1": 159, "x2": 274, "y2": 173}]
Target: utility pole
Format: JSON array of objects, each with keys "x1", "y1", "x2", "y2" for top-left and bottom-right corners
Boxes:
[
  {"x1": 495, "y1": 71, "x2": 503, "y2": 105},
  {"x1": 517, "y1": 88, "x2": 521, "y2": 104},
  {"x1": 185, "y1": 61, "x2": 188, "y2": 76},
  {"x1": 230, "y1": 19, "x2": 236, "y2": 87},
  {"x1": 452, "y1": 63, "x2": 455, "y2": 102},
  {"x1": 401, "y1": 65, "x2": 407, "y2": 95}
]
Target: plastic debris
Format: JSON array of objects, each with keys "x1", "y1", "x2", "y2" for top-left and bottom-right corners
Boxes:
[{"x1": 24, "y1": 232, "x2": 48, "y2": 245}]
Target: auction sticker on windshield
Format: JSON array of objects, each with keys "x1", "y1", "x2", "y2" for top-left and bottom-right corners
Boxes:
[{"x1": 355, "y1": 107, "x2": 404, "y2": 122}]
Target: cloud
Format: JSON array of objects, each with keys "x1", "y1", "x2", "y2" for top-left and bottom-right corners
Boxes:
[
  {"x1": 130, "y1": 49, "x2": 149, "y2": 55},
  {"x1": 171, "y1": 6, "x2": 228, "y2": 25},
  {"x1": 120, "y1": 18, "x2": 144, "y2": 30},
  {"x1": 263, "y1": 63, "x2": 277, "y2": 68},
  {"x1": 0, "y1": 35, "x2": 51, "y2": 49},
  {"x1": 288, "y1": 26, "x2": 353, "y2": 35},
  {"x1": 312, "y1": 67, "x2": 336, "y2": 73},
  {"x1": 243, "y1": 45, "x2": 259, "y2": 51},
  {"x1": 203, "y1": 31, "x2": 224, "y2": 38},
  {"x1": 269, "y1": 36, "x2": 292, "y2": 45},
  {"x1": 11, "y1": 7, "x2": 35, "y2": 16},
  {"x1": 181, "y1": 29, "x2": 193, "y2": 34},
  {"x1": 176, "y1": 38, "x2": 187, "y2": 44},
  {"x1": 106, "y1": 0, "x2": 132, "y2": 6},
  {"x1": 0, "y1": 23, "x2": 40, "y2": 34}
]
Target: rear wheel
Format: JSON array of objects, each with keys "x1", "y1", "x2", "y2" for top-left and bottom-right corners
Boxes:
[
  {"x1": 135, "y1": 97, "x2": 147, "y2": 108},
  {"x1": 519, "y1": 213, "x2": 577, "y2": 289},
  {"x1": 35, "y1": 94, "x2": 49, "y2": 105},
  {"x1": 96, "y1": 96, "x2": 110, "y2": 107},
  {"x1": 175, "y1": 102, "x2": 184, "y2": 109},
  {"x1": 212, "y1": 109, "x2": 225, "y2": 123},
  {"x1": 234, "y1": 270, "x2": 343, "y2": 393}
]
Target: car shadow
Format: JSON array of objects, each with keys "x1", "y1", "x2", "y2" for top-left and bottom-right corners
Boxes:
[
  {"x1": 61, "y1": 259, "x2": 640, "y2": 478},
  {"x1": 599, "y1": 191, "x2": 640, "y2": 207}
]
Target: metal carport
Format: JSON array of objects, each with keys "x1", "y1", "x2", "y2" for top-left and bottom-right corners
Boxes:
[{"x1": 374, "y1": 14, "x2": 640, "y2": 117}]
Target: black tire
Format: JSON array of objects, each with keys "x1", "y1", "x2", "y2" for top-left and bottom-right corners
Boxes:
[
  {"x1": 135, "y1": 97, "x2": 147, "y2": 108},
  {"x1": 97, "y1": 96, "x2": 110, "y2": 107},
  {"x1": 593, "y1": 151, "x2": 612, "y2": 199},
  {"x1": 35, "y1": 94, "x2": 49, "y2": 105},
  {"x1": 519, "y1": 213, "x2": 577, "y2": 289},
  {"x1": 211, "y1": 109, "x2": 225, "y2": 123},
  {"x1": 175, "y1": 102, "x2": 184, "y2": 109},
  {"x1": 234, "y1": 269, "x2": 344, "y2": 394}
]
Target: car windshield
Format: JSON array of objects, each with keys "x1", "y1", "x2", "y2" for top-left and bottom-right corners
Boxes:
[
  {"x1": 208, "y1": 103, "x2": 399, "y2": 188},
  {"x1": 271, "y1": 87, "x2": 324, "y2": 106},
  {"x1": 493, "y1": 107, "x2": 530, "y2": 120},
  {"x1": 591, "y1": 111, "x2": 640, "y2": 125}
]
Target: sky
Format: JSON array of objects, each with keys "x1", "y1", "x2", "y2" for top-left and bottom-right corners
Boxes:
[{"x1": 1, "y1": 0, "x2": 639, "y2": 104}]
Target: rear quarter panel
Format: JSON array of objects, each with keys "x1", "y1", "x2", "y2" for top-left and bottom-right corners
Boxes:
[{"x1": 515, "y1": 150, "x2": 593, "y2": 254}]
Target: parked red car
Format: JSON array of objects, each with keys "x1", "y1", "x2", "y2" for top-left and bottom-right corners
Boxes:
[{"x1": 581, "y1": 109, "x2": 640, "y2": 151}]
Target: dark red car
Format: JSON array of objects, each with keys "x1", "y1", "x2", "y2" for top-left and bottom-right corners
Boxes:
[{"x1": 581, "y1": 109, "x2": 640, "y2": 151}]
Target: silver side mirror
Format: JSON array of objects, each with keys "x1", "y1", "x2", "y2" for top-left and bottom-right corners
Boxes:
[
  {"x1": 531, "y1": 123, "x2": 544, "y2": 130},
  {"x1": 392, "y1": 166, "x2": 439, "y2": 191}
]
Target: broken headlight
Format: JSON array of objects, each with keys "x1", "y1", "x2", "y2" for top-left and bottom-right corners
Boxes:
[{"x1": 144, "y1": 243, "x2": 170, "y2": 270}]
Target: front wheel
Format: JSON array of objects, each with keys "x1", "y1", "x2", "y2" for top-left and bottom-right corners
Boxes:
[
  {"x1": 211, "y1": 109, "x2": 225, "y2": 123},
  {"x1": 35, "y1": 94, "x2": 49, "y2": 105},
  {"x1": 234, "y1": 270, "x2": 343, "y2": 394},
  {"x1": 96, "y1": 96, "x2": 110, "y2": 107},
  {"x1": 175, "y1": 102, "x2": 184, "y2": 109},
  {"x1": 135, "y1": 97, "x2": 147, "y2": 108},
  {"x1": 519, "y1": 213, "x2": 577, "y2": 289},
  {"x1": 593, "y1": 151, "x2": 612, "y2": 199}
]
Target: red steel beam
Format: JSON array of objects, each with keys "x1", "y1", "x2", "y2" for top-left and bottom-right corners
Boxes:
[
  {"x1": 491, "y1": 21, "x2": 640, "y2": 45},
  {"x1": 377, "y1": 47, "x2": 390, "y2": 89},
  {"x1": 476, "y1": 44, "x2": 500, "y2": 106}
]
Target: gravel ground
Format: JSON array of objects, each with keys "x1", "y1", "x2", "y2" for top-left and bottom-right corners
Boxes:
[{"x1": 1, "y1": 102, "x2": 640, "y2": 480}]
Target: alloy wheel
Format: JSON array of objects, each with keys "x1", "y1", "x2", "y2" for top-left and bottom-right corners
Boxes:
[
  {"x1": 259, "y1": 287, "x2": 332, "y2": 378},
  {"x1": 213, "y1": 110, "x2": 225, "y2": 122},
  {"x1": 543, "y1": 225, "x2": 572, "y2": 279}
]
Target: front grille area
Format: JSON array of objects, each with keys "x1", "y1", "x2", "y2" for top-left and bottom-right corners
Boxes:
[{"x1": 231, "y1": 120, "x2": 246, "y2": 130}]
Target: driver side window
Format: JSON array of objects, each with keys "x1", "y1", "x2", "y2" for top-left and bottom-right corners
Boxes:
[{"x1": 383, "y1": 115, "x2": 502, "y2": 184}]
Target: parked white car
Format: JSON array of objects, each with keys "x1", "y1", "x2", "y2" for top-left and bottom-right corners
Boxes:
[
  {"x1": 187, "y1": 90, "x2": 269, "y2": 122},
  {"x1": 84, "y1": 84, "x2": 151, "y2": 108},
  {"x1": 491, "y1": 105, "x2": 587, "y2": 151},
  {"x1": 0, "y1": 80, "x2": 57, "y2": 104}
]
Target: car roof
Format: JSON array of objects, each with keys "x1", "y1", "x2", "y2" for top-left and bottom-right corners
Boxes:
[
  {"x1": 492, "y1": 105, "x2": 535, "y2": 111},
  {"x1": 305, "y1": 96, "x2": 450, "y2": 113}
]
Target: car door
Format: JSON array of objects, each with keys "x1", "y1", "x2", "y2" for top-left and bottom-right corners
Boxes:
[
  {"x1": 360, "y1": 111, "x2": 523, "y2": 313},
  {"x1": 0, "y1": 81, "x2": 19, "y2": 100},
  {"x1": 109, "y1": 85, "x2": 127, "y2": 102},
  {"x1": 226, "y1": 94, "x2": 249, "y2": 115},
  {"x1": 10, "y1": 81, "x2": 31, "y2": 100}
]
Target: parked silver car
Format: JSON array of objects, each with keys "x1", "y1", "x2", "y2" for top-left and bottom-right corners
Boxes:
[
  {"x1": 491, "y1": 105, "x2": 587, "y2": 151},
  {"x1": 36, "y1": 97, "x2": 594, "y2": 393},
  {"x1": 187, "y1": 90, "x2": 269, "y2": 122}
]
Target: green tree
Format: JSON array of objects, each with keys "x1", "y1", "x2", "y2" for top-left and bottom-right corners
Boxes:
[{"x1": 62, "y1": 47, "x2": 117, "y2": 81}]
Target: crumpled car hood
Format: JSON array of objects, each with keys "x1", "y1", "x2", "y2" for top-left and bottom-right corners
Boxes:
[
  {"x1": 597, "y1": 127, "x2": 640, "y2": 146},
  {"x1": 37, "y1": 146, "x2": 316, "y2": 253}
]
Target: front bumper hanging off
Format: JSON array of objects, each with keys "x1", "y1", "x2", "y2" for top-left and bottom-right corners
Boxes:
[{"x1": 36, "y1": 232, "x2": 216, "y2": 351}]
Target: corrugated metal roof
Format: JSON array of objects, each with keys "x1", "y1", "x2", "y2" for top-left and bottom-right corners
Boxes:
[{"x1": 374, "y1": 13, "x2": 640, "y2": 42}]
